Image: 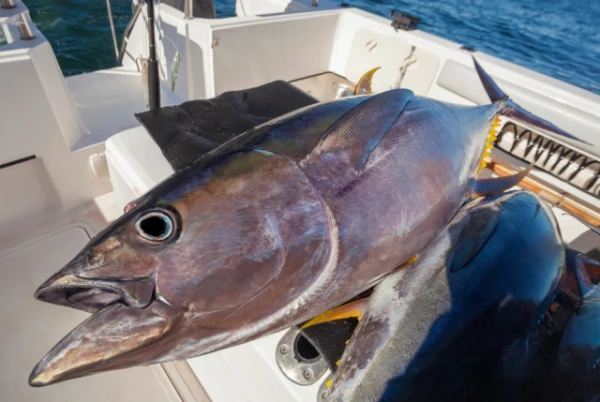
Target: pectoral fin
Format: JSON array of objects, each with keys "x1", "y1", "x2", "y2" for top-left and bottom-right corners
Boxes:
[
  {"x1": 449, "y1": 204, "x2": 502, "y2": 273},
  {"x1": 471, "y1": 164, "x2": 532, "y2": 198},
  {"x1": 301, "y1": 298, "x2": 368, "y2": 330},
  {"x1": 299, "y1": 298, "x2": 369, "y2": 373}
]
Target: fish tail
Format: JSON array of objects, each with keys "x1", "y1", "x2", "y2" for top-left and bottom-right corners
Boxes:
[
  {"x1": 472, "y1": 57, "x2": 583, "y2": 143},
  {"x1": 353, "y1": 67, "x2": 381, "y2": 95}
]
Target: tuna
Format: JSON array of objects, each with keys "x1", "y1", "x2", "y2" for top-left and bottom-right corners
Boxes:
[
  {"x1": 511, "y1": 250, "x2": 600, "y2": 402},
  {"x1": 29, "y1": 58, "x2": 577, "y2": 386},
  {"x1": 327, "y1": 191, "x2": 566, "y2": 402}
]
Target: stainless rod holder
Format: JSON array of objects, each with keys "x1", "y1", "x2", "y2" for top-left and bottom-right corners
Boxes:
[
  {"x1": 105, "y1": 0, "x2": 119, "y2": 60},
  {"x1": 17, "y1": 13, "x2": 34, "y2": 40},
  {"x1": 146, "y1": 0, "x2": 160, "y2": 110},
  {"x1": 0, "y1": 0, "x2": 16, "y2": 9}
]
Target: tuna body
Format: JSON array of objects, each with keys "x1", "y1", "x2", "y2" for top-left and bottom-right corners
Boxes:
[
  {"x1": 328, "y1": 191, "x2": 565, "y2": 402},
  {"x1": 31, "y1": 90, "x2": 500, "y2": 385}
]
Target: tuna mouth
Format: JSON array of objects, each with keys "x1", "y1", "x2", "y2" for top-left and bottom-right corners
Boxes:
[
  {"x1": 29, "y1": 255, "x2": 177, "y2": 387},
  {"x1": 34, "y1": 274, "x2": 156, "y2": 313},
  {"x1": 35, "y1": 282, "x2": 121, "y2": 313},
  {"x1": 29, "y1": 300, "x2": 179, "y2": 387}
]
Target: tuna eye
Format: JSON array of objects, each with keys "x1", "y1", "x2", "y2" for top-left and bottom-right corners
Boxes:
[{"x1": 135, "y1": 210, "x2": 174, "y2": 242}]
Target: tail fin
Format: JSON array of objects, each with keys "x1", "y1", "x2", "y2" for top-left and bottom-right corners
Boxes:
[
  {"x1": 472, "y1": 57, "x2": 583, "y2": 143},
  {"x1": 353, "y1": 67, "x2": 381, "y2": 95},
  {"x1": 473, "y1": 58, "x2": 507, "y2": 103}
]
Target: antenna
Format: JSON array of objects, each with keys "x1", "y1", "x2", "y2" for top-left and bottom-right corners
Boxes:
[{"x1": 146, "y1": 0, "x2": 161, "y2": 110}]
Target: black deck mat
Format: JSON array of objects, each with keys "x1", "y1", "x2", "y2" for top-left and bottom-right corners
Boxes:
[{"x1": 135, "y1": 80, "x2": 318, "y2": 171}]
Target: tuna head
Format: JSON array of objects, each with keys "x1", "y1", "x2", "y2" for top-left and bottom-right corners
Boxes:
[{"x1": 30, "y1": 148, "x2": 334, "y2": 386}]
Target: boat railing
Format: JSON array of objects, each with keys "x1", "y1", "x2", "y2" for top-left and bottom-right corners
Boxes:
[
  {"x1": 0, "y1": 1, "x2": 35, "y2": 44},
  {"x1": 15, "y1": 11, "x2": 33, "y2": 39},
  {"x1": 106, "y1": 1, "x2": 170, "y2": 63},
  {"x1": 0, "y1": 0, "x2": 15, "y2": 9},
  {"x1": 105, "y1": 0, "x2": 119, "y2": 60}
]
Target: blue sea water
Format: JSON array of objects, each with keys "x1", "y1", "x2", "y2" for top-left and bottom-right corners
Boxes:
[{"x1": 27, "y1": 0, "x2": 600, "y2": 95}]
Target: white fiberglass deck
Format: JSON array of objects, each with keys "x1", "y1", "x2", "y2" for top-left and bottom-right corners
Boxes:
[{"x1": 0, "y1": 198, "x2": 182, "y2": 402}]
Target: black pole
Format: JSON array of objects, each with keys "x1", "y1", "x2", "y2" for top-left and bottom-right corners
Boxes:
[{"x1": 146, "y1": 0, "x2": 161, "y2": 110}]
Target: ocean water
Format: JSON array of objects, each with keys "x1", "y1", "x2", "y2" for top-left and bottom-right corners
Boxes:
[{"x1": 27, "y1": 0, "x2": 600, "y2": 95}]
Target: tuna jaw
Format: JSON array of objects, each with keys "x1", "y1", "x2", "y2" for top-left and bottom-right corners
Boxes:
[{"x1": 29, "y1": 301, "x2": 179, "y2": 387}]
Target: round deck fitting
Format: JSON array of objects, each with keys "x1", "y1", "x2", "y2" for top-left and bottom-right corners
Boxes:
[{"x1": 275, "y1": 327, "x2": 328, "y2": 386}]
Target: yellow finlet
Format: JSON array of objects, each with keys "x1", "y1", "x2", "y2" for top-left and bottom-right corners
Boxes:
[
  {"x1": 326, "y1": 379, "x2": 333, "y2": 389},
  {"x1": 478, "y1": 116, "x2": 502, "y2": 173},
  {"x1": 335, "y1": 359, "x2": 341, "y2": 366},
  {"x1": 301, "y1": 298, "x2": 368, "y2": 330},
  {"x1": 353, "y1": 67, "x2": 381, "y2": 95}
]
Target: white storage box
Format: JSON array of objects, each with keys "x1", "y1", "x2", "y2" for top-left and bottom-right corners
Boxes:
[{"x1": 105, "y1": 125, "x2": 175, "y2": 211}]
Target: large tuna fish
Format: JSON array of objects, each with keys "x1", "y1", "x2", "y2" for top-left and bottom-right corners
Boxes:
[
  {"x1": 29, "y1": 59, "x2": 577, "y2": 386},
  {"x1": 327, "y1": 191, "x2": 566, "y2": 402},
  {"x1": 502, "y1": 250, "x2": 600, "y2": 402}
]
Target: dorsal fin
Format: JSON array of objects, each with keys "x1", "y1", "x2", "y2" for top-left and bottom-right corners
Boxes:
[
  {"x1": 471, "y1": 164, "x2": 533, "y2": 197},
  {"x1": 353, "y1": 67, "x2": 381, "y2": 95},
  {"x1": 302, "y1": 89, "x2": 413, "y2": 174}
]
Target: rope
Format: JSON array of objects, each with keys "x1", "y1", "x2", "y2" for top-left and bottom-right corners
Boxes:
[{"x1": 394, "y1": 46, "x2": 417, "y2": 89}]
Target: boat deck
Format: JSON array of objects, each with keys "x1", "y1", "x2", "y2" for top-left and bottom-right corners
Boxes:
[
  {"x1": 1, "y1": 1, "x2": 599, "y2": 401},
  {"x1": 0, "y1": 197, "x2": 185, "y2": 402}
]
